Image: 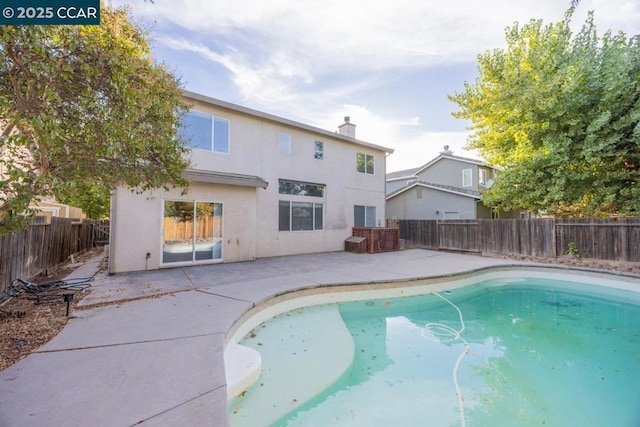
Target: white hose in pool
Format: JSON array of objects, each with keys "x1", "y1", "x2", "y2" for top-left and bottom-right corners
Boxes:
[{"x1": 421, "y1": 292, "x2": 470, "y2": 427}]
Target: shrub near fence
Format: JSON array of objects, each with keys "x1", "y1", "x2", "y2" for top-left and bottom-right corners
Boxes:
[
  {"x1": 0, "y1": 217, "x2": 108, "y2": 297},
  {"x1": 388, "y1": 218, "x2": 640, "y2": 263}
]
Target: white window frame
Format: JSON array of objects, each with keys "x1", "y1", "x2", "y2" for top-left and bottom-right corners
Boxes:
[
  {"x1": 278, "y1": 179, "x2": 326, "y2": 232},
  {"x1": 314, "y1": 141, "x2": 324, "y2": 160},
  {"x1": 479, "y1": 169, "x2": 487, "y2": 186},
  {"x1": 462, "y1": 168, "x2": 473, "y2": 187},
  {"x1": 278, "y1": 179, "x2": 325, "y2": 197},
  {"x1": 443, "y1": 211, "x2": 460, "y2": 220},
  {"x1": 354, "y1": 205, "x2": 377, "y2": 227},
  {"x1": 279, "y1": 200, "x2": 324, "y2": 231},
  {"x1": 278, "y1": 131, "x2": 292, "y2": 154},
  {"x1": 179, "y1": 110, "x2": 230, "y2": 154},
  {"x1": 161, "y1": 199, "x2": 224, "y2": 266},
  {"x1": 356, "y1": 152, "x2": 374, "y2": 174}
]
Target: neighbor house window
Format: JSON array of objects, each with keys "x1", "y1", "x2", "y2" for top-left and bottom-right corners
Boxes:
[
  {"x1": 462, "y1": 169, "x2": 472, "y2": 187},
  {"x1": 356, "y1": 152, "x2": 374, "y2": 174},
  {"x1": 479, "y1": 169, "x2": 487, "y2": 186},
  {"x1": 278, "y1": 179, "x2": 325, "y2": 231},
  {"x1": 179, "y1": 110, "x2": 230, "y2": 153},
  {"x1": 278, "y1": 131, "x2": 292, "y2": 154},
  {"x1": 354, "y1": 205, "x2": 376, "y2": 227},
  {"x1": 314, "y1": 141, "x2": 324, "y2": 160},
  {"x1": 443, "y1": 211, "x2": 460, "y2": 220}
]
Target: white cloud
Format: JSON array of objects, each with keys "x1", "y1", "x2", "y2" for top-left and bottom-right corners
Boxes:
[
  {"x1": 307, "y1": 104, "x2": 478, "y2": 172},
  {"x1": 122, "y1": 0, "x2": 637, "y2": 105},
  {"x1": 571, "y1": 0, "x2": 640, "y2": 35},
  {"x1": 158, "y1": 36, "x2": 309, "y2": 103},
  {"x1": 126, "y1": 0, "x2": 638, "y2": 66},
  {"x1": 114, "y1": 0, "x2": 638, "y2": 174},
  {"x1": 124, "y1": 0, "x2": 569, "y2": 70},
  {"x1": 385, "y1": 131, "x2": 480, "y2": 173}
]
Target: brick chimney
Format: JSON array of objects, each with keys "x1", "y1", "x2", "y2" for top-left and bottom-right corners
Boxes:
[{"x1": 338, "y1": 116, "x2": 356, "y2": 138}]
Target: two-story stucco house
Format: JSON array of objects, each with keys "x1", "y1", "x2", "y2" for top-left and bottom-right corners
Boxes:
[
  {"x1": 108, "y1": 91, "x2": 393, "y2": 273},
  {"x1": 386, "y1": 146, "x2": 520, "y2": 220}
]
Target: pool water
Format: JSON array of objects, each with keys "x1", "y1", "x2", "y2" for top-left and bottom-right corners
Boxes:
[{"x1": 229, "y1": 278, "x2": 640, "y2": 426}]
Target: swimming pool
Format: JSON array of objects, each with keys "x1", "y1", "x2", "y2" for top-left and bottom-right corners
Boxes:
[{"x1": 227, "y1": 271, "x2": 640, "y2": 426}]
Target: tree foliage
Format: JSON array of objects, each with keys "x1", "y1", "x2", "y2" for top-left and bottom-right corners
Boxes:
[
  {"x1": 449, "y1": 11, "x2": 640, "y2": 217},
  {"x1": 0, "y1": 4, "x2": 190, "y2": 231},
  {"x1": 56, "y1": 181, "x2": 111, "y2": 220}
]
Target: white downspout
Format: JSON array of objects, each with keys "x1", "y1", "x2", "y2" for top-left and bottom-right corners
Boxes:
[{"x1": 108, "y1": 189, "x2": 117, "y2": 275}]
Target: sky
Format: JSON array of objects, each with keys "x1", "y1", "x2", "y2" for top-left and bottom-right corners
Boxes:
[{"x1": 112, "y1": 0, "x2": 639, "y2": 173}]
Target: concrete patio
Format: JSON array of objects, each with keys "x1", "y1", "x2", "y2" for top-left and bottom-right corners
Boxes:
[{"x1": 0, "y1": 249, "x2": 634, "y2": 426}]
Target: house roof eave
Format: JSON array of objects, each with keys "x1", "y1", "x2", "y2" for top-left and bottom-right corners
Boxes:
[
  {"x1": 414, "y1": 154, "x2": 492, "y2": 176},
  {"x1": 182, "y1": 91, "x2": 394, "y2": 155},
  {"x1": 185, "y1": 169, "x2": 269, "y2": 189},
  {"x1": 386, "y1": 181, "x2": 481, "y2": 200}
]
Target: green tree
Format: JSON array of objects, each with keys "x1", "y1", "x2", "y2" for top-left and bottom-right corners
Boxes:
[
  {"x1": 0, "y1": 4, "x2": 190, "y2": 231},
  {"x1": 56, "y1": 181, "x2": 111, "y2": 220},
  {"x1": 449, "y1": 11, "x2": 640, "y2": 217}
]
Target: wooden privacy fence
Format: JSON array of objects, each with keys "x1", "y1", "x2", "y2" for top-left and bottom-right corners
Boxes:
[
  {"x1": 0, "y1": 217, "x2": 109, "y2": 297},
  {"x1": 163, "y1": 216, "x2": 222, "y2": 242},
  {"x1": 93, "y1": 220, "x2": 110, "y2": 245},
  {"x1": 388, "y1": 218, "x2": 640, "y2": 262}
]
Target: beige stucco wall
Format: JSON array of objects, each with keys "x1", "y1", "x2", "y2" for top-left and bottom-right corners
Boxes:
[
  {"x1": 254, "y1": 178, "x2": 386, "y2": 259},
  {"x1": 110, "y1": 96, "x2": 389, "y2": 273},
  {"x1": 110, "y1": 183, "x2": 257, "y2": 273},
  {"x1": 186, "y1": 98, "x2": 387, "y2": 260}
]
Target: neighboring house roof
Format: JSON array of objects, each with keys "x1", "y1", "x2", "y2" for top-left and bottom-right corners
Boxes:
[
  {"x1": 414, "y1": 153, "x2": 491, "y2": 176},
  {"x1": 385, "y1": 151, "x2": 493, "y2": 183},
  {"x1": 386, "y1": 167, "x2": 421, "y2": 181},
  {"x1": 185, "y1": 169, "x2": 269, "y2": 189},
  {"x1": 30, "y1": 198, "x2": 85, "y2": 219},
  {"x1": 386, "y1": 180, "x2": 481, "y2": 201},
  {"x1": 183, "y1": 91, "x2": 394, "y2": 155}
]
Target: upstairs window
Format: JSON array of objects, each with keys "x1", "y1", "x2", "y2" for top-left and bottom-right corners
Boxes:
[
  {"x1": 462, "y1": 168, "x2": 472, "y2": 187},
  {"x1": 314, "y1": 141, "x2": 324, "y2": 160},
  {"x1": 357, "y1": 152, "x2": 374, "y2": 174},
  {"x1": 479, "y1": 169, "x2": 487, "y2": 186},
  {"x1": 278, "y1": 131, "x2": 292, "y2": 154},
  {"x1": 179, "y1": 110, "x2": 230, "y2": 153}
]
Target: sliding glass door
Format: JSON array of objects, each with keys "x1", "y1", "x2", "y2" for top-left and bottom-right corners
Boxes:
[{"x1": 162, "y1": 200, "x2": 223, "y2": 264}]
